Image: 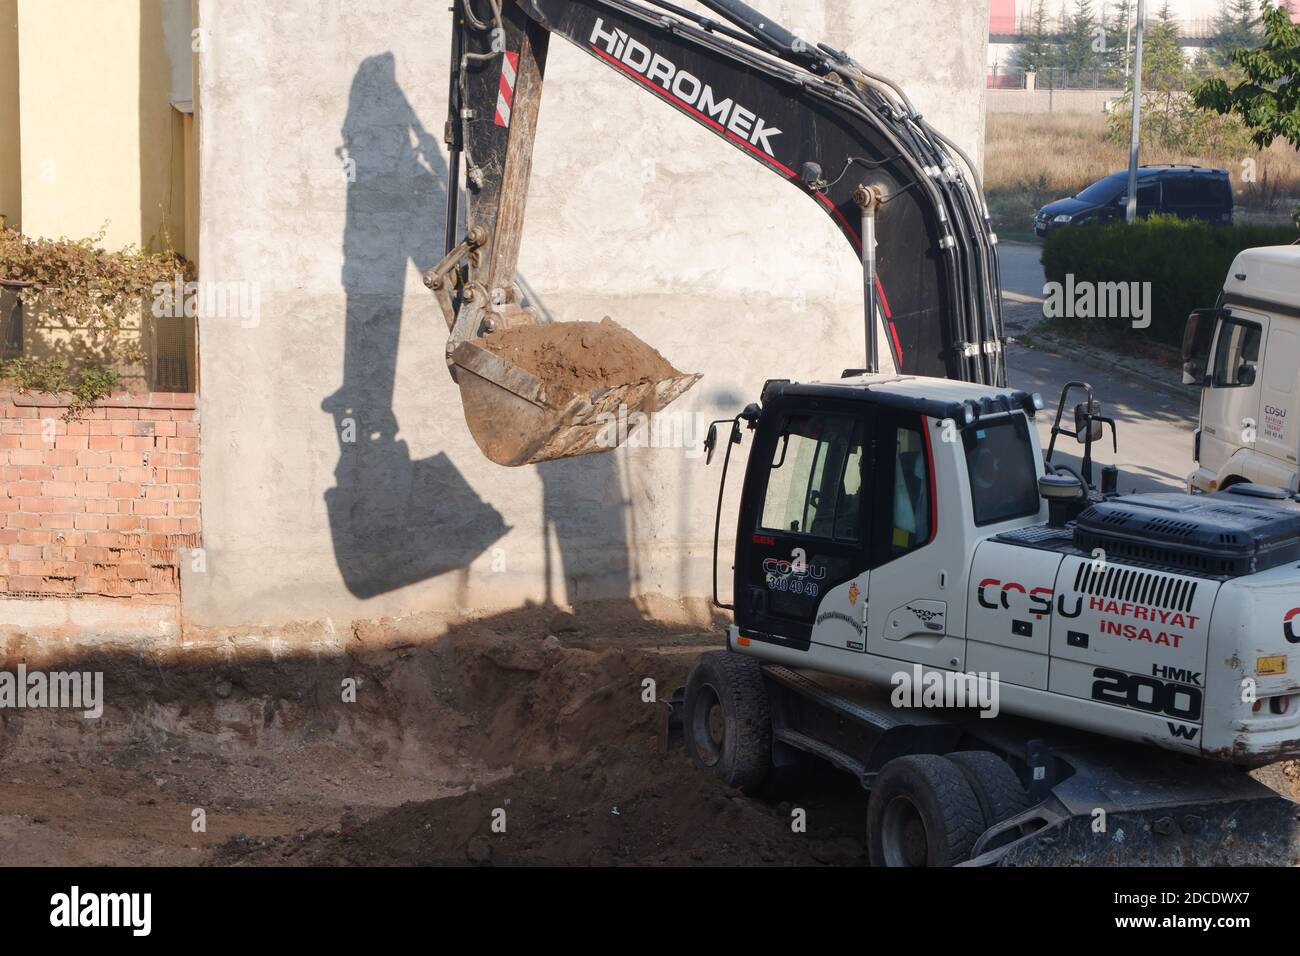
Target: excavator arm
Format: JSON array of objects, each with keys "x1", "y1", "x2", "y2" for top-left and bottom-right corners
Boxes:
[{"x1": 428, "y1": 0, "x2": 1005, "y2": 466}]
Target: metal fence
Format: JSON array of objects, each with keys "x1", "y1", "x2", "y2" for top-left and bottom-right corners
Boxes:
[{"x1": 986, "y1": 67, "x2": 1128, "y2": 91}]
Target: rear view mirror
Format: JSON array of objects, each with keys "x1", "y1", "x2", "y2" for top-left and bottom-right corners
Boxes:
[
  {"x1": 1074, "y1": 402, "x2": 1103, "y2": 444},
  {"x1": 1237, "y1": 364, "x2": 1257, "y2": 388},
  {"x1": 1182, "y1": 308, "x2": 1220, "y2": 386},
  {"x1": 704, "y1": 423, "x2": 719, "y2": 465},
  {"x1": 704, "y1": 418, "x2": 746, "y2": 466}
]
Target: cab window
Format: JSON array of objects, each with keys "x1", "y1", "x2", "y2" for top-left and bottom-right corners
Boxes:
[
  {"x1": 866, "y1": 414, "x2": 933, "y2": 565},
  {"x1": 962, "y1": 415, "x2": 1040, "y2": 527},
  {"x1": 759, "y1": 415, "x2": 864, "y2": 542},
  {"x1": 889, "y1": 422, "x2": 931, "y2": 555},
  {"x1": 1212, "y1": 318, "x2": 1262, "y2": 388}
]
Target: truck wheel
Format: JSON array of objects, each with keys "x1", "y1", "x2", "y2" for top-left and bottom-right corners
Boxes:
[
  {"x1": 946, "y1": 751, "x2": 1032, "y2": 829},
  {"x1": 867, "y1": 754, "x2": 985, "y2": 867},
  {"x1": 683, "y1": 651, "x2": 771, "y2": 793}
]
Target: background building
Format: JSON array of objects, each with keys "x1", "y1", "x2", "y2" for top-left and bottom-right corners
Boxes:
[{"x1": 988, "y1": 0, "x2": 1300, "y2": 82}]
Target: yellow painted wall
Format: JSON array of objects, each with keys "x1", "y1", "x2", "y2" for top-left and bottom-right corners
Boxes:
[
  {"x1": 0, "y1": 0, "x2": 19, "y2": 230},
  {"x1": 14, "y1": 0, "x2": 190, "y2": 253}
]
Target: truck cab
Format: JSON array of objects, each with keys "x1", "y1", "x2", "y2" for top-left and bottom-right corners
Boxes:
[
  {"x1": 730, "y1": 375, "x2": 1045, "y2": 676},
  {"x1": 1184, "y1": 245, "x2": 1300, "y2": 495}
]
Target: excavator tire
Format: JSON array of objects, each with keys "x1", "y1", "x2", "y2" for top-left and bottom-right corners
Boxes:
[
  {"x1": 867, "y1": 754, "x2": 986, "y2": 867},
  {"x1": 946, "y1": 750, "x2": 1033, "y2": 829},
  {"x1": 683, "y1": 652, "x2": 771, "y2": 794}
]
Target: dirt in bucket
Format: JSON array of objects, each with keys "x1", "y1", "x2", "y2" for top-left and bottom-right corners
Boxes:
[{"x1": 473, "y1": 316, "x2": 682, "y2": 404}]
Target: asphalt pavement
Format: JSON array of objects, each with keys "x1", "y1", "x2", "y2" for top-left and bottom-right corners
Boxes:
[{"x1": 998, "y1": 241, "x2": 1200, "y2": 495}]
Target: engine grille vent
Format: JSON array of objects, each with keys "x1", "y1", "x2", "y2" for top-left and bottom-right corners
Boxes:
[{"x1": 1071, "y1": 562, "x2": 1197, "y2": 613}]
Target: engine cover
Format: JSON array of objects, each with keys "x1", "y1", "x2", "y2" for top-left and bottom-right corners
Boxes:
[{"x1": 1074, "y1": 493, "x2": 1300, "y2": 578}]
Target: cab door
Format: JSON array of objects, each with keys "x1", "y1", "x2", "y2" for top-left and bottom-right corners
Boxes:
[
  {"x1": 734, "y1": 399, "x2": 874, "y2": 653},
  {"x1": 862, "y1": 410, "x2": 968, "y2": 671},
  {"x1": 1201, "y1": 310, "x2": 1267, "y2": 480},
  {"x1": 1257, "y1": 321, "x2": 1299, "y2": 482}
]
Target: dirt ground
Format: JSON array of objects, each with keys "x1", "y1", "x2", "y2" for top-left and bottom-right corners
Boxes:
[
  {"x1": 475, "y1": 317, "x2": 682, "y2": 403},
  {"x1": 3, "y1": 598, "x2": 1298, "y2": 867},
  {"x1": 0, "y1": 601, "x2": 865, "y2": 866}
]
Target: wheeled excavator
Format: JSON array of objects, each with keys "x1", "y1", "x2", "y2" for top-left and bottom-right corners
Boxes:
[
  {"x1": 428, "y1": 0, "x2": 1005, "y2": 466},
  {"x1": 431, "y1": 1, "x2": 1300, "y2": 866}
]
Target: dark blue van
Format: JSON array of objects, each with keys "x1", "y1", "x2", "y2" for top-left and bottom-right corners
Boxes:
[{"x1": 1035, "y1": 165, "x2": 1233, "y2": 236}]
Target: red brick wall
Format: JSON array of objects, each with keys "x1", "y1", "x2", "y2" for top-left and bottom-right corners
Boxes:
[{"x1": 0, "y1": 392, "x2": 200, "y2": 603}]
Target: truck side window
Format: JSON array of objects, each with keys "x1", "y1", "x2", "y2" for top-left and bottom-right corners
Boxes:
[
  {"x1": 759, "y1": 415, "x2": 864, "y2": 542},
  {"x1": 1212, "y1": 318, "x2": 1262, "y2": 388}
]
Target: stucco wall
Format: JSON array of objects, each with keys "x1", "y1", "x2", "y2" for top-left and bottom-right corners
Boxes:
[
  {"x1": 12, "y1": 0, "x2": 189, "y2": 251},
  {"x1": 187, "y1": 0, "x2": 990, "y2": 627}
]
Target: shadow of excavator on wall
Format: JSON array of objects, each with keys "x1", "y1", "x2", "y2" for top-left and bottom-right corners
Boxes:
[{"x1": 321, "y1": 52, "x2": 634, "y2": 604}]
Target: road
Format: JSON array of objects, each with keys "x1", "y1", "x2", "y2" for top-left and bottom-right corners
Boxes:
[
  {"x1": 998, "y1": 240, "x2": 1049, "y2": 299},
  {"x1": 998, "y1": 241, "x2": 1199, "y2": 495}
]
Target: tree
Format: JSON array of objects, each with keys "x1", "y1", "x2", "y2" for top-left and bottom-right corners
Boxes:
[
  {"x1": 1104, "y1": 0, "x2": 1138, "y2": 80},
  {"x1": 1110, "y1": 3, "x2": 1254, "y2": 152},
  {"x1": 1207, "y1": 0, "x2": 1263, "y2": 69},
  {"x1": 1012, "y1": 0, "x2": 1059, "y2": 76},
  {"x1": 1060, "y1": 0, "x2": 1105, "y2": 77},
  {"x1": 1194, "y1": 3, "x2": 1300, "y2": 150}
]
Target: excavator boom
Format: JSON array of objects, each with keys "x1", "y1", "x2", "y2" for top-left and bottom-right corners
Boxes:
[{"x1": 430, "y1": 0, "x2": 1004, "y2": 466}]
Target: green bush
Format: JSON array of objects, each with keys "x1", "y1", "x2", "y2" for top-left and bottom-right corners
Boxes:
[
  {"x1": 1040, "y1": 216, "x2": 1299, "y2": 347},
  {"x1": 0, "y1": 356, "x2": 120, "y2": 419}
]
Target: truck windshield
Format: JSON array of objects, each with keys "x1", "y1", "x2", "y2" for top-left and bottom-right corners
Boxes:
[{"x1": 962, "y1": 415, "x2": 1041, "y2": 527}]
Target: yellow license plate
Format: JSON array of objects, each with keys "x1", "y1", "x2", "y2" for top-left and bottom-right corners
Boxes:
[{"x1": 1256, "y1": 655, "x2": 1288, "y2": 676}]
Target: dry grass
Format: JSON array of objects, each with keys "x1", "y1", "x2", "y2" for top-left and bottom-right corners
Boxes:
[{"x1": 984, "y1": 112, "x2": 1300, "y2": 234}]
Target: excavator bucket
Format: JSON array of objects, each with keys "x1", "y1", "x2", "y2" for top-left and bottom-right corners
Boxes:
[
  {"x1": 438, "y1": 7, "x2": 699, "y2": 466},
  {"x1": 446, "y1": 317, "x2": 701, "y2": 467}
]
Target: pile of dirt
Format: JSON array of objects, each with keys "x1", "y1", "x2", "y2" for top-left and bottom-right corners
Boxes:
[
  {"x1": 474, "y1": 317, "x2": 682, "y2": 404},
  {"x1": 201, "y1": 602, "x2": 867, "y2": 866},
  {"x1": 14, "y1": 596, "x2": 1298, "y2": 867},
  {"x1": 212, "y1": 749, "x2": 866, "y2": 867}
]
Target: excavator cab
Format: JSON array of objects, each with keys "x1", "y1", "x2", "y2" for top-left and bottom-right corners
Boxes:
[{"x1": 432, "y1": 0, "x2": 1005, "y2": 466}]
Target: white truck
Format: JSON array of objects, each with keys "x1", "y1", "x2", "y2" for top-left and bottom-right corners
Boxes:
[{"x1": 1184, "y1": 244, "x2": 1300, "y2": 495}]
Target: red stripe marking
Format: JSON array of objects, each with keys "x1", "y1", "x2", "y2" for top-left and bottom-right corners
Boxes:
[
  {"x1": 590, "y1": 46, "x2": 804, "y2": 179},
  {"x1": 889, "y1": 321, "x2": 903, "y2": 363},
  {"x1": 874, "y1": 276, "x2": 892, "y2": 317},
  {"x1": 815, "y1": 193, "x2": 862, "y2": 252},
  {"x1": 921, "y1": 415, "x2": 938, "y2": 544},
  {"x1": 591, "y1": 42, "x2": 906, "y2": 354}
]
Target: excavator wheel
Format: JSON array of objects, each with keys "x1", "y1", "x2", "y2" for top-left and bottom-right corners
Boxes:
[
  {"x1": 945, "y1": 751, "x2": 1033, "y2": 830},
  {"x1": 683, "y1": 651, "x2": 772, "y2": 794},
  {"x1": 867, "y1": 754, "x2": 986, "y2": 867}
]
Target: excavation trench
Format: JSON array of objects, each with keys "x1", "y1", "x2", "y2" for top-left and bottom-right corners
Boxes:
[
  {"x1": 5, "y1": 600, "x2": 1297, "y2": 866},
  {"x1": 0, "y1": 601, "x2": 864, "y2": 866}
]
